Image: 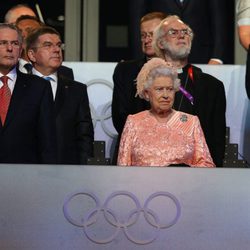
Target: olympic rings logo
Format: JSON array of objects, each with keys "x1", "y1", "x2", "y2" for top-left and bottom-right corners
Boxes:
[
  {"x1": 63, "y1": 190, "x2": 181, "y2": 245},
  {"x1": 86, "y1": 79, "x2": 117, "y2": 138}
]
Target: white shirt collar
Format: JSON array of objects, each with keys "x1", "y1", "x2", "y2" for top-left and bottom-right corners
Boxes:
[{"x1": 0, "y1": 67, "x2": 17, "y2": 94}]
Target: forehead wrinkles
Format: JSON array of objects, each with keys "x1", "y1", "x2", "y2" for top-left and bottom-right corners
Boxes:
[{"x1": 0, "y1": 28, "x2": 18, "y2": 39}]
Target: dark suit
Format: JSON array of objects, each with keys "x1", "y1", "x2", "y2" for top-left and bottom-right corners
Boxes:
[
  {"x1": 112, "y1": 58, "x2": 150, "y2": 135},
  {"x1": 129, "y1": 0, "x2": 234, "y2": 63},
  {"x1": 58, "y1": 65, "x2": 74, "y2": 80},
  {"x1": 0, "y1": 70, "x2": 57, "y2": 164},
  {"x1": 112, "y1": 61, "x2": 226, "y2": 166},
  {"x1": 174, "y1": 64, "x2": 226, "y2": 167},
  {"x1": 55, "y1": 74, "x2": 94, "y2": 164},
  {"x1": 112, "y1": 58, "x2": 150, "y2": 164}
]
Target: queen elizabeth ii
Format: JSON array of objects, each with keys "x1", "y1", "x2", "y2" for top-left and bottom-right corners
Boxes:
[{"x1": 117, "y1": 58, "x2": 215, "y2": 167}]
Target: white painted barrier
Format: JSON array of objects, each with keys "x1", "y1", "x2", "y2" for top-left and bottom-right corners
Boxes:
[{"x1": 0, "y1": 164, "x2": 250, "y2": 249}]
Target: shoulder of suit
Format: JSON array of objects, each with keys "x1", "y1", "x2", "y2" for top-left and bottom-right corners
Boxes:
[
  {"x1": 114, "y1": 58, "x2": 146, "y2": 77},
  {"x1": 17, "y1": 70, "x2": 47, "y2": 83},
  {"x1": 115, "y1": 57, "x2": 146, "y2": 68},
  {"x1": 190, "y1": 64, "x2": 223, "y2": 86},
  {"x1": 59, "y1": 75, "x2": 87, "y2": 88},
  {"x1": 58, "y1": 65, "x2": 73, "y2": 72}
]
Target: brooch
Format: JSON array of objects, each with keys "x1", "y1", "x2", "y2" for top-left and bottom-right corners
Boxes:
[{"x1": 180, "y1": 114, "x2": 188, "y2": 122}]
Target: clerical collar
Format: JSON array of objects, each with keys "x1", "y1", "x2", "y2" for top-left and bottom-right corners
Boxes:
[{"x1": 177, "y1": 68, "x2": 183, "y2": 74}]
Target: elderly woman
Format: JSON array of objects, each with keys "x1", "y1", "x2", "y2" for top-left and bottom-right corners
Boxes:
[{"x1": 117, "y1": 58, "x2": 215, "y2": 167}]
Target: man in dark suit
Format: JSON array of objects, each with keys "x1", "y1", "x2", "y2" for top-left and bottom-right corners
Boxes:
[
  {"x1": 26, "y1": 26, "x2": 94, "y2": 164},
  {"x1": 0, "y1": 23, "x2": 57, "y2": 164},
  {"x1": 129, "y1": 0, "x2": 234, "y2": 64},
  {"x1": 153, "y1": 15, "x2": 226, "y2": 166},
  {"x1": 15, "y1": 14, "x2": 74, "y2": 80},
  {"x1": 112, "y1": 12, "x2": 167, "y2": 163}
]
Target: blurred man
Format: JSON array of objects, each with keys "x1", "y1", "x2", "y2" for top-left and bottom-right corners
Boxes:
[
  {"x1": 16, "y1": 15, "x2": 43, "y2": 74},
  {"x1": 26, "y1": 26, "x2": 94, "y2": 164},
  {"x1": 237, "y1": 0, "x2": 250, "y2": 51},
  {"x1": 4, "y1": 4, "x2": 36, "y2": 24},
  {"x1": 237, "y1": 0, "x2": 250, "y2": 99},
  {"x1": 153, "y1": 15, "x2": 226, "y2": 166},
  {"x1": 0, "y1": 23, "x2": 56, "y2": 163}
]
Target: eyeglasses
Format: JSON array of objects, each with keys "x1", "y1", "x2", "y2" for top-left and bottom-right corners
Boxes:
[
  {"x1": 0, "y1": 40, "x2": 20, "y2": 49},
  {"x1": 141, "y1": 32, "x2": 154, "y2": 41},
  {"x1": 166, "y1": 29, "x2": 193, "y2": 38},
  {"x1": 32, "y1": 42, "x2": 65, "y2": 51}
]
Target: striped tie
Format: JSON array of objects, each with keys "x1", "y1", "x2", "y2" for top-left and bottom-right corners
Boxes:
[{"x1": 0, "y1": 75, "x2": 11, "y2": 125}]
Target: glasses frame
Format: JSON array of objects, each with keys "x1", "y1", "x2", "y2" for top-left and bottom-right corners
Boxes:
[
  {"x1": 166, "y1": 28, "x2": 193, "y2": 38},
  {"x1": 0, "y1": 40, "x2": 21, "y2": 49},
  {"x1": 31, "y1": 42, "x2": 65, "y2": 51},
  {"x1": 140, "y1": 32, "x2": 154, "y2": 41}
]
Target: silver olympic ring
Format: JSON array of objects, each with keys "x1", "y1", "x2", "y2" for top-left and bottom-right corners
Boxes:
[
  {"x1": 63, "y1": 190, "x2": 181, "y2": 245},
  {"x1": 86, "y1": 79, "x2": 117, "y2": 138}
]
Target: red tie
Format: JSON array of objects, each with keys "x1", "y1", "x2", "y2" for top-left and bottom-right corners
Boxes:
[{"x1": 0, "y1": 75, "x2": 11, "y2": 125}]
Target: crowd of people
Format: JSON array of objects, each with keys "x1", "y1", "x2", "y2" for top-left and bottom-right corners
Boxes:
[{"x1": 0, "y1": 3, "x2": 248, "y2": 167}]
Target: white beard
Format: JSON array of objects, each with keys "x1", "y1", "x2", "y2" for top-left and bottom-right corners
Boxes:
[{"x1": 162, "y1": 40, "x2": 191, "y2": 60}]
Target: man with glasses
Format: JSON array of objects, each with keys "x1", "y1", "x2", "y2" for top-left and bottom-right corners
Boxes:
[
  {"x1": 111, "y1": 12, "x2": 167, "y2": 164},
  {"x1": 129, "y1": 0, "x2": 234, "y2": 64},
  {"x1": 153, "y1": 15, "x2": 226, "y2": 167},
  {"x1": 26, "y1": 26, "x2": 94, "y2": 164},
  {"x1": 0, "y1": 23, "x2": 57, "y2": 164}
]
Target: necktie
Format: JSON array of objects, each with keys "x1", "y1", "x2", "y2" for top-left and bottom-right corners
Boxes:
[
  {"x1": 0, "y1": 76, "x2": 11, "y2": 125},
  {"x1": 43, "y1": 76, "x2": 53, "y2": 82},
  {"x1": 24, "y1": 63, "x2": 33, "y2": 74}
]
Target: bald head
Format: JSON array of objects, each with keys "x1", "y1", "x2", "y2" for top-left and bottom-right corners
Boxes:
[{"x1": 4, "y1": 5, "x2": 36, "y2": 24}]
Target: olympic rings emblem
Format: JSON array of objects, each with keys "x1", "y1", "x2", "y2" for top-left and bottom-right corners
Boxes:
[
  {"x1": 63, "y1": 190, "x2": 181, "y2": 245},
  {"x1": 86, "y1": 79, "x2": 117, "y2": 138}
]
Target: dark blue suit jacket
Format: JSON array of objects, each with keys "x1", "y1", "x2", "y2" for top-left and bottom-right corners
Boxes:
[
  {"x1": 0, "y1": 70, "x2": 57, "y2": 164},
  {"x1": 58, "y1": 65, "x2": 74, "y2": 80},
  {"x1": 54, "y1": 74, "x2": 94, "y2": 164}
]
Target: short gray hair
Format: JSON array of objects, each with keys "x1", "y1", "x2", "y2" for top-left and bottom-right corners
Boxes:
[{"x1": 136, "y1": 58, "x2": 180, "y2": 99}]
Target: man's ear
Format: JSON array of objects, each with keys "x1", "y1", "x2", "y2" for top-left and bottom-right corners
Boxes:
[
  {"x1": 27, "y1": 49, "x2": 36, "y2": 63},
  {"x1": 157, "y1": 39, "x2": 164, "y2": 49}
]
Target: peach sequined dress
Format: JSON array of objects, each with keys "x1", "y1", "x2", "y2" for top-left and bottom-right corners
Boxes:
[{"x1": 117, "y1": 110, "x2": 215, "y2": 167}]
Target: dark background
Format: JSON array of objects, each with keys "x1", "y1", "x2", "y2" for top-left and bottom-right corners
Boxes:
[
  {"x1": 0, "y1": 1, "x2": 65, "y2": 41},
  {"x1": 1, "y1": 0, "x2": 235, "y2": 63}
]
